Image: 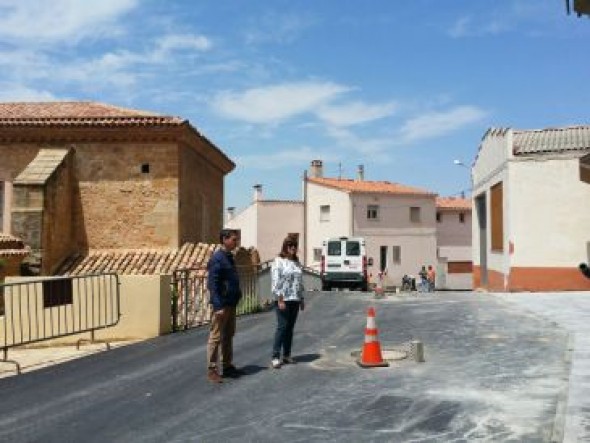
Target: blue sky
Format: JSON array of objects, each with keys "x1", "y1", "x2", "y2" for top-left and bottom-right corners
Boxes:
[{"x1": 1, "y1": 1, "x2": 588, "y2": 210}]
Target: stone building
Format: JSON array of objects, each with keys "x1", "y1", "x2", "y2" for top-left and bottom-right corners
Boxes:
[{"x1": 0, "y1": 101, "x2": 234, "y2": 275}]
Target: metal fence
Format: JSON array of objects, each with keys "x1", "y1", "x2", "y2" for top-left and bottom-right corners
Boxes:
[
  {"x1": 171, "y1": 265, "x2": 263, "y2": 331},
  {"x1": 0, "y1": 273, "x2": 120, "y2": 374}
]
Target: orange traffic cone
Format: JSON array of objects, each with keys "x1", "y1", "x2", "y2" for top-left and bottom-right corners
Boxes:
[{"x1": 357, "y1": 307, "x2": 389, "y2": 368}]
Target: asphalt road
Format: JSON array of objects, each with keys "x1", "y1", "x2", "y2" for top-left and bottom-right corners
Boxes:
[{"x1": 0, "y1": 292, "x2": 570, "y2": 442}]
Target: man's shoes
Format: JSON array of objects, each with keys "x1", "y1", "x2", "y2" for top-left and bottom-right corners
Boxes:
[
  {"x1": 282, "y1": 356, "x2": 296, "y2": 365},
  {"x1": 223, "y1": 365, "x2": 246, "y2": 377},
  {"x1": 207, "y1": 369, "x2": 223, "y2": 383},
  {"x1": 271, "y1": 358, "x2": 282, "y2": 369}
]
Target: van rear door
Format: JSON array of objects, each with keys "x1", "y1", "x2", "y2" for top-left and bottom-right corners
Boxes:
[
  {"x1": 343, "y1": 240, "x2": 362, "y2": 273},
  {"x1": 326, "y1": 239, "x2": 343, "y2": 271}
]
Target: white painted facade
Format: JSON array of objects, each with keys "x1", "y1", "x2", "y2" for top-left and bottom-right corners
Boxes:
[
  {"x1": 472, "y1": 129, "x2": 512, "y2": 286},
  {"x1": 509, "y1": 158, "x2": 590, "y2": 267},
  {"x1": 472, "y1": 127, "x2": 590, "y2": 291},
  {"x1": 305, "y1": 180, "x2": 438, "y2": 286},
  {"x1": 305, "y1": 181, "x2": 352, "y2": 269}
]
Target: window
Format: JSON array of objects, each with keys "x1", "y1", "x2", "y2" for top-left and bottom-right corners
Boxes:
[
  {"x1": 141, "y1": 163, "x2": 150, "y2": 174},
  {"x1": 43, "y1": 278, "x2": 73, "y2": 309},
  {"x1": 392, "y1": 246, "x2": 401, "y2": 264},
  {"x1": 410, "y1": 207, "x2": 421, "y2": 223},
  {"x1": 436, "y1": 212, "x2": 441, "y2": 223},
  {"x1": 459, "y1": 213, "x2": 465, "y2": 223},
  {"x1": 313, "y1": 248, "x2": 322, "y2": 262},
  {"x1": 320, "y1": 205, "x2": 330, "y2": 222},
  {"x1": 490, "y1": 182, "x2": 504, "y2": 251},
  {"x1": 346, "y1": 241, "x2": 360, "y2": 256},
  {"x1": 327, "y1": 241, "x2": 341, "y2": 256},
  {"x1": 367, "y1": 204, "x2": 379, "y2": 220}
]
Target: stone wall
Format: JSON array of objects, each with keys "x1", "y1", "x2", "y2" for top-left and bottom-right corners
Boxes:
[
  {"x1": 179, "y1": 142, "x2": 224, "y2": 244},
  {"x1": 72, "y1": 142, "x2": 180, "y2": 249},
  {"x1": 42, "y1": 152, "x2": 75, "y2": 274}
]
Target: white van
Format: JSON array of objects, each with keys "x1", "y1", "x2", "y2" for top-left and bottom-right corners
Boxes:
[{"x1": 321, "y1": 237, "x2": 368, "y2": 291}]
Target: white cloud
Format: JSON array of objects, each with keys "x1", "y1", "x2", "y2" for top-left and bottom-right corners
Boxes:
[
  {"x1": 244, "y1": 12, "x2": 316, "y2": 45},
  {"x1": 448, "y1": 16, "x2": 508, "y2": 38},
  {"x1": 0, "y1": 0, "x2": 138, "y2": 44},
  {"x1": 325, "y1": 126, "x2": 393, "y2": 160},
  {"x1": 236, "y1": 146, "x2": 337, "y2": 170},
  {"x1": 0, "y1": 83, "x2": 58, "y2": 101},
  {"x1": 399, "y1": 106, "x2": 487, "y2": 142},
  {"x1": 316, "y1": 100, "x2": 397, "y2": 127},
  {"x1": 211, "y1": 81, "x2": 350, "y2": 124},
  {"x1": 151, "y1": 34, "x2": 213, "y2": 60}
]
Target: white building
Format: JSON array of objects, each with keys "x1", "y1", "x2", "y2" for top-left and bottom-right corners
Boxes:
[
  {"x1": 472, "y1": 126, "x2": 590, "y2": 292},
  {"x1": 225, "y1": 185, "x2": 303, "y2": 263},
  {"x1": 303, "y1": 161, "x2": 439, "y2": 287},
  {"x1": 436, "y1": 197, "x2": 472, "y2": 290}
]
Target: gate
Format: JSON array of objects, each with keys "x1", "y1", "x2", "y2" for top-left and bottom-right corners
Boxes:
[{"x1": 171, "y1": 265, "x2": 262, "y2": 331}]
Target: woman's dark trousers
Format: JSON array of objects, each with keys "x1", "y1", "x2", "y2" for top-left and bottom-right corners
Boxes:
[{"x1": 272, "y1": 301, "x2": 300, "y2": 359}]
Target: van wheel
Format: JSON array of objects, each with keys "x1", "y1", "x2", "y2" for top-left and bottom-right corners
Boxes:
[
  {"x1": 322, "y1": 283, "x2": 331, "y2": 292},
  {"x1": 360, "y1": 282, "x2": 368, "y2": 292}
]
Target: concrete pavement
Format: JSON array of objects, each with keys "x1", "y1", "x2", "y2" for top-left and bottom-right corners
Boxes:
[{"x1": 495, "y1": 292, "x2": 590, "y2": 443}]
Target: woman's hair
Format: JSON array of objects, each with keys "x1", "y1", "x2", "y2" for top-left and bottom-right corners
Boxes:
[{"x1": 279, "y1": 235, "x2": 299, "y2": 261}]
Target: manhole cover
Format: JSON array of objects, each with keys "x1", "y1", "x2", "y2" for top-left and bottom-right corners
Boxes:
[{"x1": 350, "y1": 348, "x2": 408, "y2": 362}]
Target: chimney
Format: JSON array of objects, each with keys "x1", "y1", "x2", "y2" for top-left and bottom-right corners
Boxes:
[
  {"x1": 226, "y1": 207, "x2": 236, "y2": 223},
  {"x1": 357, "y1": 165, "x2": 364, "y2": 181},
  {"x1": 309, "y1": 160, "x2": 323, "y2": 178},
  {"x1": 253, "y1": 184, "x2": 263, "y2": 202}
]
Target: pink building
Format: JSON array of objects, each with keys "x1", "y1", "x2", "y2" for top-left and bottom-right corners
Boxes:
[
  {"x1": 435, "y1": 197, "x2": 472, "y2": 290},
  {"x1": 225, "y1": 185, "x2": 303, "y2": 263}
]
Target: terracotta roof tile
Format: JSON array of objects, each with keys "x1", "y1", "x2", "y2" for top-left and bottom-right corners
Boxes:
[
  {"x1": 58, "y1": 243, "x2": 222, "y2": 276},
  {"x1": 436, "y1": 197, "x2": 472, "y2": 211},
  {"x1": 308, "y1": 177, "x2": 436, "y2": 196},
  {"x1": 0, "y1": 101, "x2": 184, "y2": 127},
  {"x1": 0, "y1": 232, "x2": 30, "y2": 257}
]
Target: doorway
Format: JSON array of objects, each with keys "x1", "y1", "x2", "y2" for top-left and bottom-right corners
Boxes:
[{"x1": 475, "y1": 193, "x2": 488, "y2": 286}]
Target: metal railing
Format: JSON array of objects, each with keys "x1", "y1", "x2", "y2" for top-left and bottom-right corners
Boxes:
[
  {"x1": 0, "y1": 273, "x2": 121, "y2": 374},
  {"x1": 171, "y1": 265, "x2": 262, "y2": 331}
]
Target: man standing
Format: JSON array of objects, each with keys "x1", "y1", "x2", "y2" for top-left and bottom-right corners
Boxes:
[{"x1": 207, "y1": 229, "x2": 243, "y2": 383}]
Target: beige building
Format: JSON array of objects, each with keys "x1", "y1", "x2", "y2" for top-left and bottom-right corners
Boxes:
[
  {"x1": 225, "y1": 185, "x2": 303, "y2": 263},
  {"x1": 304, "y1": 161, "x2": 439, "y2": 287},
  {"x1": 0, "y1": 101, "x2": 234, "y2": 275},
  {"x1": 436, "y1": 197, "x2": 472, "y2": 290},
  {"x1": 472, "y1": 126, "x2": 590, "y2": 292}
]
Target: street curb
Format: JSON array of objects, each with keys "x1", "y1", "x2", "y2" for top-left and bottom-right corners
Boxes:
[{"x1": 551, "y1": 333, "x2": 574, "y2": 443}]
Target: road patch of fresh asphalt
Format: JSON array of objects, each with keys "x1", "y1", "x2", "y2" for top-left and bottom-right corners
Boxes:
[{"x1": 0, "y1": 292, "x2": 570, "y2": 442}]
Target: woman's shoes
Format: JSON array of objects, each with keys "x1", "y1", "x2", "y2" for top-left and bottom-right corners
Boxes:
[
  {"x1": 282, "y1": 356, "x2": 296, "y2": 364},
  {"x1": 271, "y1": 358, "x2": 282, "y2": 369}
]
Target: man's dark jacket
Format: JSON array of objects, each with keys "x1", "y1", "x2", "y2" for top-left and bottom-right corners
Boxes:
[{"x1": 207, "y1": 249, "x2": 242, "y2": 311}]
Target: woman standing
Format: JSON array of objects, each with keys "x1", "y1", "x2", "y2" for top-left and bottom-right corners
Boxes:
[{"x1": 271, "y1": 236, "x2": 305, "y2": 369}]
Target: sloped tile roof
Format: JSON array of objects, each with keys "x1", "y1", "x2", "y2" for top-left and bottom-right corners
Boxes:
[
  {"x1": 58, "y1": 243, "x2": 220, "y2": 276},
  {"x1": 0, "y1": 101, "x2": 184, "y2": 126},
  {"x1": 436, "y1": 197, "x2": 472, "y2": 211},
  {"x1": 14, "y1": 148, "x2": 70, "y2": 185},
  {"x1": 308, "y1": 177, "x2": 436, "y2": 196},
  {"x1": 0, "y1": 233, "x2": 30, "y2": 257},
  {"x1": 513, "y1": 126, "x2": 590, "y2": 155}
]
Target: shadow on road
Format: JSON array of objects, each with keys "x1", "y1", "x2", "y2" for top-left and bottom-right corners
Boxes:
[{"x1": 295, "y1": 353, "x2": 321, "y2": 363}]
